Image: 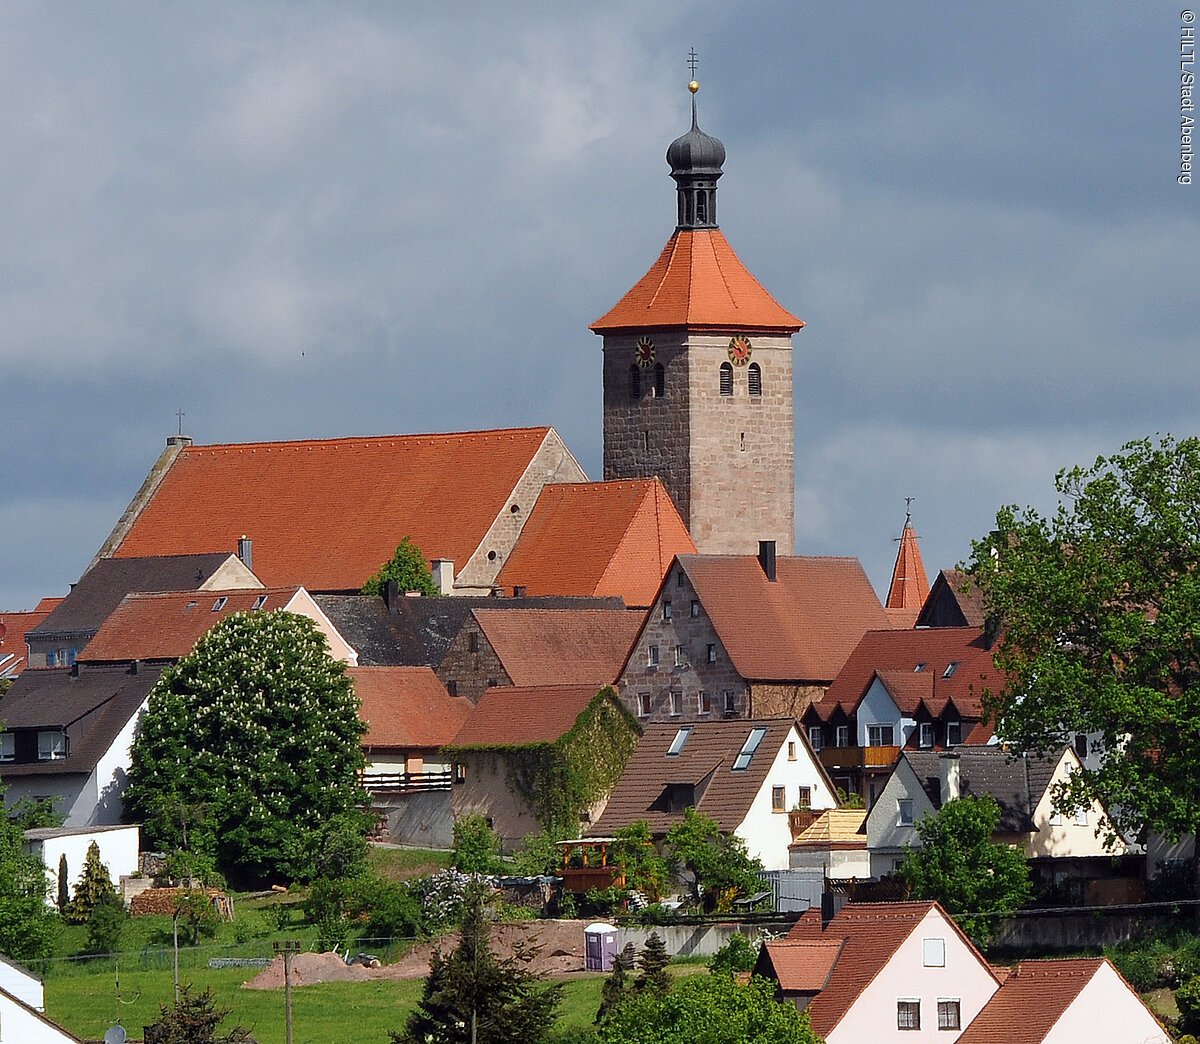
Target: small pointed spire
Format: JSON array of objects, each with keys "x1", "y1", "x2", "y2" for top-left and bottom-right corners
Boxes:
[{"x1": 886, "y1": 505, "x2": 931, "y2": 617}]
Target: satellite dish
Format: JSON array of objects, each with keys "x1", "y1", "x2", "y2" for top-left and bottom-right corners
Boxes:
[{"x1": 104, "y1": 1025, "x2": 127, "y2": 1044}]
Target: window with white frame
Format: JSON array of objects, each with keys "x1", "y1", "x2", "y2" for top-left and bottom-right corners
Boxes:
[
  {"x1": 38, "y1": 730, "x2": 67, "y2": 761},
  {"x1": 771, "y1": 786, "x2": 786, "y2": 811},
  {"x1": 1049, "y1": 808, "x2": 1065, "y2": 827},
  {"x1": 937, "y1": 999, "x2": 961, "y2": 1030},
  {"x1": 898, "y1": 798, "x2": 914, "y2": 826},
  {"x1": 0, "y1": 733, "x2": 14, "y2": 762},
  {"x1": 638, "y1": 692, "x2": 652, "y2": 717},
  {"x1": 835, "y1": 724, "x2": 850, "y2": 747},
  {"x1": 1074, "y1": 806, "x2": 1088, "y2": 826},
  {"x1": 867, "y1": 723, "x2": 895, "y2": 747},
  {"x1": 669, "y1": 691, "x2": 683, "y2": 716},
  {"x1": 663, "y1": 601, "x2": 673, "y2": 620},
  {"x1": 723, "y1": 691, "x2": 737, "y2": 714},
  {"x1": 787, "y1": 741, "x2": 797, "y2": 761},
  {"x1": 648, "y1": 645, "x2": 660, "y2": 667},
  {"x1": 897, "y1": 999, "x2": 921, "y2": 1030},
  {"x1": 796, "y1": 786, "x2": 812, "y2": 809},
  {"x1": 674, "y1": 645, "x2": 688, "y2": 667},
  {"x1": 706, "y1": 643, "x2": 717, "y2": 663},
  {"x1": 922, "y1": 937, "x2": 946, "y2": 966},
  {"x1": 667, "y1": 727, "x2": 692, "y2": 756},
  {"x1": 946, "y1": 720, "x2": 962, "y2": 746},
  {"x1": 919, "y1": 722, "x2": 934, "y2": 748},
  {"x1": 808, "y1": 725, "x2": 823, "y2": 751},
  {"x1": 690, "y1": 600, "x2": 700, "y2": 617},
  {"x1": 698, "y1": 691, "x2": 712, "y2": 715}
]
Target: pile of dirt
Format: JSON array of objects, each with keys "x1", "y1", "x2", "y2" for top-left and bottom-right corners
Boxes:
[{"x1": 243, "y1": 951, "x2": 372, "y2": 990}]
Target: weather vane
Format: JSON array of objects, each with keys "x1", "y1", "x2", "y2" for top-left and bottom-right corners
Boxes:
[{"x1": 904, "y1": 496, "x2": 915, "y2": 526}]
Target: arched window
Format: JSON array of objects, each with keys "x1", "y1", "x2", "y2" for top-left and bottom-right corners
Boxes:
[
  {"x1": 719, "y1": 362, "x2": 733, "y2": 396},
  {"x1": 654, "y1": 362, "x2": 666, "y2": 398},
  {"x1": 629, "y1": 364, "x2": 641, "y2": 399},
  {"x1": 748, "y1": 362, "x2": 762, "y2": 397}
]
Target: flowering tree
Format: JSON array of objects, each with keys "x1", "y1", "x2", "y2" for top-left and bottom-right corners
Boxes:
[{"x1": 125, "y1": 610, "x2": 368, "y2": 886}]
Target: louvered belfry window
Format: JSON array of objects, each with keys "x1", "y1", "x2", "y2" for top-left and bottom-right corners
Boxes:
[
  {"x1": 748, "y1": 362, "x2": 762, "y2": 396},
  {"x1": 719, "y1": 362, "x2": 733, "y2": 396}
]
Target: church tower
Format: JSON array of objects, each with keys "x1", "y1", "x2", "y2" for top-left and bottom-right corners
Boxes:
[{"x1": 591, "y1": 80, "x2": 803, "y2": 555}]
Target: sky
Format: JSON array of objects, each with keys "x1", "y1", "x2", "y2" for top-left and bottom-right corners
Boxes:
[{"x1": 0, "y1": 2, "x2": 1193, "y2": 610}]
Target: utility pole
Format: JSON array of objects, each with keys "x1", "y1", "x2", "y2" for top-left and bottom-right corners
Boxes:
[{"x1": 274, "y1": 940, "x2": 301, "y2": 1044}]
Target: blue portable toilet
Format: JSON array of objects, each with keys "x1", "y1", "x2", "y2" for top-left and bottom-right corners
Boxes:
[{"x1": 584, "y1": 921, "x2": 619, "y2": 971}]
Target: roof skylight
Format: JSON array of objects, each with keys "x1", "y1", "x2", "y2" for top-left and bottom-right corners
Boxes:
[
  {"x1": 667, "y1": 727, "x2": 692, "y2": 756},
  {"x1": 943, "y1": 661, "x2": 960, "y2": 679},
  {"x1": 212, "y1": 597, "x2": 228, "y2": 611},
  {"x1": 732, "y1": 726, "x2": 768, "y2": 771}
]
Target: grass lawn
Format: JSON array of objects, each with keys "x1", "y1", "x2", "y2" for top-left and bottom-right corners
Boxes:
[{"x1": 366, "y1": 845, "x2": 453, "y2": 883}]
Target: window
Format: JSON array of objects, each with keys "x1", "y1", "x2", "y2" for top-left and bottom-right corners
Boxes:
[
  {"x1": 629, "y1": 364, "x2": 641, "y2": 399},
  {"x1": 447, "y1": 680, "x2": 459, "y2": 697},
  {"x1": 771, "y1": 786, "x2": 786, "y2": 811},
  {"x1": 747, "y1": 362, "x2": 762, "y2": 396},
  {"x1": 47, "y1": 651, "x2": 58, "y2": 667},
  {"x1": 835, "y1": 725, "x2": 850, "y2": 748},
  {"x1": 252, "y1": 594, "x2": 268, "y2": 610},
  {"x1": 942, "y1": 661, "x2": 960, "y2": 679},
  {"x1": 66, "y1": 647, "x2": 77, "y2": 666},
  {"x1": 937, "y1": 999, "x2": 961, "y2": 1030},
  {"x1": 723, "y1": 690, "x2": 737, "y2": 715},
  {"x1": 787, "y1": 741, "x2": 797, "y2": 761},
  {"x1": 638, "y1": 692, "x2": 652, "y2": 717},
  {"x1": 706, "y1": 644, "x2": 717, "y2": 663},
  {"x1": 674, "y1": 645, "x2": 688, "y2": 667},
  {"x1": 698, "y1": 691, "x2": 712, "y2": 715},
  {"x1": 897, "y1": 1000, "x2": 921, "y2": 1030},
  {"x1": 454, "y1": 763, "x2": 466, "y2": 783},
  {"x1": 648, "y1": 645, "x2": 660, "y2": 667},
  {"x1": 37, "y1": 731, "x2": 67, "y2": 761},
  {"x1": 1049, "y1": 808, "x2": 1065, "y2": 827},
  {"x1": 667, "y1": 727, "x2": 692, "y2": 756},
  {"x1": 212, "y1": 596, "x2": 228, "y2": 611},
  {"x1": 663, "y1": 601, "x2": 673, "y2": 620},
  {"x1": 654, "y1": 362, "x2": 666, "y2": 398},
  {"x1": 690, "y1": 600, "x2": 700, "y2": 617},
  {"x1": 919, "y1": 722, "x2": 934, "y2": 748},
  {"x1": 867, "y1": 723, "x2": 895, "y2": 747},
  {"x1": 808, "y1": 725, "x2": 823, "y2": 751},
  {"x1": 0, "y1": 733, "x2": 13, "y2": 762},
  {"x1": 669, "y1": 691, "x2": 683, "y2": 717},
  {"x1": 945, "y1": 721, "x2": 962, "y2": 746},
  {"x1": 1074, "y1": 806, "x2": 1089, "y2": 826},
  {"x1": 913, "y1": 662, "x2": 927, "y2": 672},
  {"x1": 898, "y1": 798, "x2": 914, "y2": 826},
  {"x1": 797, "y1": 786, "x2": 812, "y2": 808},
  {"x1": 1074, "y1": 732, "x2": 1089, "y2": 759},
  {"x1": 733, "y1": 727, "x2": 769, "y2": 770},
  {"x1": 923, "y1": 937, "x2": 946, "y2": 967},
  {"x1": 468, "y1": 632, "x2": 479, "y2": 653},
  {"x1": 641, "y1": 430, "x2": 649, "y2": 451},
  {"x1": 719, "y1": 362, "x2": 733, "y2": 396},
  {"x1": 676, "y1": 570, "x2": 685, "y2": 587}
]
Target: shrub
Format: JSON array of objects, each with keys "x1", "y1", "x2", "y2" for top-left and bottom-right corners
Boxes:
[
  {"x1": 709, "y1": 933, "x2": 759, "y2": 975},
  {"x1": 1179, "y1": 975, "x2": 1200, "y2": 1034},
  {"x1": 65, "y1": 842, "x2": 119, "y2": 925},
  {"x1": 451, "y1": 814, "x2": 503, "y2": 875},
  {"x1": 84, "y1": 895, "x2": 126, "y2": 957}
]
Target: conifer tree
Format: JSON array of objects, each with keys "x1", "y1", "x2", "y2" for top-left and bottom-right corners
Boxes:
[
  {"x1": 636, "y1": 931, "x2": 672, "y2": 994},
  {"x1": 595, "y1": 942, "x2": 639, "y2": 1024},
  {"x1": 56, "y1": 853, "x2": 69, "y2": 913},
  {"x1": 65, "y1": 841, "x2": 118, "y2": 925},
  {"x1": 145, "y1": 984, "x2": 257, "y2": 1043}
]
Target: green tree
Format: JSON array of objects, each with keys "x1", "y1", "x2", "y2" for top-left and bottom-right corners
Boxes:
[
  {"x1": 636, "y1": 932, "x2": 672, "y2": 994},
  {"x1": 84, "y1": 893, "x2": 126, "y2": 956},
  {"x1": 125, "y1": 610, "x2": 369, "y2": 886},
  {"x1": 898, "y1": 794, "x2": 1031, "y2": 943},
  {"x1": 612, "y1": 821, "x2": 670, "y2": 901},
  {"x1": 64, "y1": 841, "x2": 119, "y2": 925},
  {"x1": 597, "y1": 973, "x2": 822, "y2": 1044},
  {"x1": 969, "y1": 435, "x2": 1200, "y2": 858},
  {"x1": 0, "y1": 798, "x2": 57, "y2": 962},
  {"x1": 362, "y1": 537, "x2": 439, "y2": 597},
  {"x1": 596, "y1": 942, "x2": 639, "y2": 1024},
  {"x1": 392, "y1": 881, "x2": 563, "y2": 1044},
  {"x1": 664, "y1": 809, "x2": 764, "y2": 912},
  {"x1": 144, "y1": 983, "x2": 257, "y2": 1043},
  {"x1": 56, "y1": 853, "x2": 69, "y2": 914},
  {"x1": 709, "y1": 933, "x2": 758, "y2": 976},
  {"x1": 451, "y1": 813, "x2": 503, "y2": 874}
]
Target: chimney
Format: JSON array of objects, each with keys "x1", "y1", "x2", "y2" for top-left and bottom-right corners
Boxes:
[
  {"x1": 431, "y1": 559, "x2": 454, "y2": 596},
  {"x1": 166, "y1": 435, "x2": 193, "y2": 447},
  {"x1": 821, "y1": 890, "x2": 848, "y2": 928},
  {"x1": 938, "y1": 752, "x2": 961, "y2": 803},
  {"x1": 383, "y1": 580, "x2": 398, "y2": 611},
  {"x1": 758, "y1": 540, "x2": 777, "y2": 582},
  {"x1": 237, "y1": 535, "x2": 253, "y2": 571}
]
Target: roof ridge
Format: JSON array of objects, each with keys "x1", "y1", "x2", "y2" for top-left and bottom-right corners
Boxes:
[{"x1": 183, "y1": 426, "x2": 552, "y2": 453}]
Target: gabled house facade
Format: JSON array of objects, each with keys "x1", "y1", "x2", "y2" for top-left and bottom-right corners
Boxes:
[
  {"x1": 0, "y1": 597, "x2": 62, "y2": 678},
  {"x1": 591, "y1": 718, "x2": 839, "y2": 870},
  {"x1": 617, "y1": 546, "x2": 891, "y2": 724},
  {"x1": 0, "y1": 956, "x2": 81, "y2": 1043}
]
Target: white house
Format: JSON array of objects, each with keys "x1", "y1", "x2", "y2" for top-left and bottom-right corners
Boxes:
[
  {"x1": 0, "y1": 956, "x2": 81, "y2": 1042},
  {"x1": 23, "y1": 824, "x2": 140, "y2": 906}
]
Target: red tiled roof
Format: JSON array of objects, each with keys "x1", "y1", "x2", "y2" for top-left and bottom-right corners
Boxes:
[
  {"x1": 497, "y1": 480, "x2": 695, "y2": 607},
  {"x1": 785, "y1": 901, "x2": 998, "y2": 1038},
  {"x1": 818, "y1": 626, "x2": 1002, "y2": 719},
  {"x1": 81, "y1": 588, "x2": 302, "y2": 662},
  {"x1": 112, "y1": 428, "x2": 557, "y2": 591},
  {"x1": 956, "y1": 959, "x2": 1106, "y2": 1044},
  {"x1": 760, "y1": 939, "x2": 845, "y2": 992},
  {"x1": 676, "y1": 555, "x2": 892, "y2": 682},
  {"x1": 590, "y1": 229, "x2": 803, "y2": 333},
  {"x1": 884, "y1": 521, "x2": 930, "y2": 627},
  {"x1": 449, "y1": 684, "x2": 608, "y2": 748},
  {"x1": 473, "y1": 609, "x2": 644, "y2": 687},
  {"x1": 349, "y1": 666, "x2": 469, "y2": 751},
  {"x1": 0, "y1": 599, "x2": 63, "y2": 676}
]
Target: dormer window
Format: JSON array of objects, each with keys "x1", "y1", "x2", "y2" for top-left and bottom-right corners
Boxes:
[
  {"x1": 212, "y1": 597, "x2": 228, "y2": 612},
  {"x1": 38, "y1": 730, "x2": 67, "y2": 761},
  {"x1": 252, "y1": 594, "x2": 268, "y2": 610},
  {"x1": 0, "y1": 733, "x2": 13, "y2": 762},
  {"x1": 919, "y1": 722, "x2": 934, "y2": 748}
]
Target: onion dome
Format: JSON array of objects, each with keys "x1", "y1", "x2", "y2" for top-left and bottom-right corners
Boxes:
[{"x1": 667, "y1": 81, "x2": 724, "y2": 229}]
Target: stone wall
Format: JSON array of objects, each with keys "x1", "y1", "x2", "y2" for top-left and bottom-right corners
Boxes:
[
  {"x1": 437, "y1": 615, "x2": 511, "y2": 702},
  {"x1": 750, "y1": 683, "x2": 827, "y2": 720},
  {"x1": 451, "y1": 750, "x2": 542, "y2": 850}
]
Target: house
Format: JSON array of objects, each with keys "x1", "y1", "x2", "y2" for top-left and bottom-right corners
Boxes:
[
  {"x1": 617, "y1": 544, "x2": 892, "y2": 724},
  {"x1": 24, "y1": 551, "x2": 261, "y2": 667},
  {"x1": 882, "y1": 514, "x2": 931, "y2": 628},
  {"x1": 23, "y1": 823, "x2": 141, "y2": 906},
  {"x1": 0, "y1": 662, "x2": 163, "y2": 826},
  {"x1": 956, "y1": 957, "x2": 1170, "y2": 1043},
  {"x1": 0, "y1": 597, "x2": 62, "y2": 678},
  {"x1": 591, "y1": 718, "x2": 838, "y2": 870},
  {"x1": 438, "y1": 607, "x2": 643, "y2": 701},
  {"x1": 0, "y1": 956, "x2": 81, "y2": 1042},
  {"x1": 788, "y1": 808, "x2": 870, "y2": 881},
  {"x1": 447, "y1": 684, "x2": 638, "y2": 848},
  {"x1": 80, "y1": 586, "x2": 356, "y2": 665},
  {"x1": 804, "y1": 626, "x2": 1001, "y2": 804},
  {"x1": 754, "y1": 900, "x2": 1000, "y2": 1042},
  {"x1": 495, "y1": 478, "x2": 696, "y2": 607},
  {"x1": 863, "y1": 747, "x2": 1129, "y2": 885},
  {"x1": 94, "y1": 426, "x2": 586, "y2": 594}
]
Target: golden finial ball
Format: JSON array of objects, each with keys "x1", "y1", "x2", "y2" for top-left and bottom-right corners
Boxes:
[{"x1": 688, "y1": 80, "x2": 700, "y2": 94}]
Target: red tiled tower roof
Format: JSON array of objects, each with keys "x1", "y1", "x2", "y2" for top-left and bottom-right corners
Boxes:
[
  {"x1": 496, "y1": 479, "x2": 696, "y2": 607},
  {"x1": 111, "y1": 428, "x2": 557, "y2": 591},
  {"x1": 885, "y1": 518, "x2": 931, "y2": 627},
  {"x1": 590, "y1": 229, "x2": 803, "y2": 334}
]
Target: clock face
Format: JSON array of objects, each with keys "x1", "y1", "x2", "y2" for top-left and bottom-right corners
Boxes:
[
  {"x1": 728, "y1": 336, "x2": 753, "y2": 367},
  {"x1": 634, "y1": 337, "x2": 656, "y2": 368}
]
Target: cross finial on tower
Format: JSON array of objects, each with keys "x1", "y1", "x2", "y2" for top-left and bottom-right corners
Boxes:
[
  {"x1": 176, "y1": 408, "x2": 186, "y2": 436},
  {"x1": 687, "y1": 48, "x2": 699, "y2": 78}
]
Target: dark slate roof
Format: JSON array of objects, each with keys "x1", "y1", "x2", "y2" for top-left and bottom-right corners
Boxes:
[
  {"x1": 592, "y1": 718, "x2": 803, "y2": 836},
  {"x1": 0, "y1": 663, "x2": 163, "y2": 777},
  {"x1": 313, "y1": 594, "x2": 627, "y2": 667},
  {"x1": 903, "y1": 748, "x2": 1062, "y2": 833},
  {"x1": 30, "y1": 554, "x2": 236, "y2": 640},
  {"x1": 916, "y1": 569, "x2": 987, "y2": 629}
]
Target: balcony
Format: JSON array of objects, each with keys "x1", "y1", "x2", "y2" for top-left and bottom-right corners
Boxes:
[
  {"x1": 360, "y1": 769, "x2": 452, "y2": 795},
  {"x1": 817, "y1": 745, "x2": 900, "y2": 771}
]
